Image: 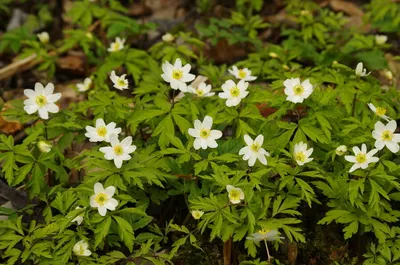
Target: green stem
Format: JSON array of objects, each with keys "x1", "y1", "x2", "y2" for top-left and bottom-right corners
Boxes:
[{"x1": 264, "y1": 240, "x2": 271, "y2": 264}]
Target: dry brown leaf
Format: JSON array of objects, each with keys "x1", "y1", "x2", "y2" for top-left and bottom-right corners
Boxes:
[{"x1": 330, "y1": 0, "x2": 364, "y2": 17}]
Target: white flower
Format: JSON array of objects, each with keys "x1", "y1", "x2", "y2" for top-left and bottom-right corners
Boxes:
[
  {"x1": 239, "y1": 134, "x2": 270, "y2": 166},
  {"x1": 77, "y1": 78, "x2": 92, "y2": 92},
  {"x1": 219, "y1": 79, "x2": 249, "y2": 107},
  {"x1": 191, "y1": 210, "x2": 204, "y2": 220},
  {"x1": 226, "y1": 185, "x2": 244, "y2": 204},
  {"x1": 71, "y1": 206, "x2": 84, "y2": 225},
  {"x1": 293, "y1": 142, "x2": 313, "y2": 166},
  {"x1": 23, "y1": 82, "x2": 61, "y2": 120},
  {"x1": 246, "y1": 229, "x2": 284, "y2": 242},
  {"x1": 90, "y1": 182, "x2": 119, "y2": 216},
  {"x1": 384, "y1": 70, "x2": 393, "y2": 81},
  {"x1": 335, "y1": 145, "x2": 347, "y2": 156},
  {"x1": 110, "y1": 70, "x2": 129, "y2": 90},
  {"x1": 283, "y1": 78, "x2": 313, "y2": 103},
  {"x1": 372, "y1": 120, "x2": 400, "y2": 153},
  {"x1": 73, "y1": 240, "x2": 91, "y2": 257},
  {"x1": 355, "y1": 62, "x2": 370, "y2": 77},
  {"x1": 228, "y1": 66, "x2": 257, "y2": 81},
  {"x1": 188, "y1": 116, "x2": 222, "y2": 150},
  {"x1": 162, "y1": 33, "x2": 174, "y2": 42},
  {"x1": 108, "y1": 37, "x2": 125, "y2": 52},
  {"x1": 161, "y1": 58, "x2": 195, "y2": 92},
  {"x1": 85, "y1": 118, "x2": 121, "y2": 143},
  {"x1": 37, "y1": 32, "x2": 49, "y2": 44},
  {"x1": 189, "y1": 82, "x2": 215, "y2": 97},
  {"x1": 99, "y1": 134, "x2": 136, "y2": 168},
  {"x1": 367, "y1": 103, "x2": 390, "y2": 121},
  {"x1": 344, "y1": 144, "x2": 379, "y2": 173},
  {"x1": 38, "y1": 141, "x2": 52, "y2": 153},
  {"x1": 375, "y1": 35, "x2": 387, "y2": 45}
]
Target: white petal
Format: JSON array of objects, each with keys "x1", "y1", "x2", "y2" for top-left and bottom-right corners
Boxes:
[
  {"x1": 94, "y1": 183, "x2": 104, "y2": 194},
  {"x1": 387, "y1": 120, "x2": 397, "y2": 132},
  {"x1": 24, "y1": 89, "x2": 36, "y2": 98},
  {"x1": 98, "y1": 206, "x2": 107, "y2": 216},
  {"x1": 114, "y1": 157, "x2": 123, "y2": 168},
  {"x1": 44, "y1": 83, "x2": 55, "y2": 95},
  {"x1": 188, "y1": 128, "x2": 200, "y2": 137},
  {"x1": 104, "y1": 186, "x2": 115, "y2": 197},
  {"x1": 254, "y1": 135, "x2": 264, "y2": 145},
  {"x1": 202, "y1": 116, "x2": 213, "y2": 129},
  {"x1": 121, "y1": 136, "x2": 132, "y2": 147},
  {"x1": 210, "y1": 130, "x2": 222, "y2": 139},
  {"x1": 386, "y1": 142, "x2": 399, "y2": 153},
  {"x1": 244, "y1": 134, "x2": 253, "y2": 146},
  {"x1": 38, "y1": 108, "x2": 49, "y2": 119},
  {"x1": 45, "y1": 103, "x2": 59, "y2": 113},
  {"x1": 193, "y1": 138, "x2": 201, "y2": 150},
  {"x1": 34, "y1": 82, "x2": 44, "y2": 93}
]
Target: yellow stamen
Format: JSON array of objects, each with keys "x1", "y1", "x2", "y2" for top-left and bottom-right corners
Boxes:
[
  {"x1": 251, "y1": 143, "x2": 260, "y2": 152},
  {"x1": 295, "y1": 152, "x2": 306, "y2": 162},
  {"x1": 113, "y1": 145, "x2": 124, "y2": 155},
  {"x1": 172, "y1": 70, "x2": 183, "y2": 80},
  {"x1": 96, "y1": 126, "x2": 107, "y2": 137},
  {"x1": 257, "y1": 229, "x2": 271, "y2": 235},
  {"x1": 381, "y1": 130, "x2": 393, "y2": 141},
  {"x1": 117, "y1": 79, "x2": 126, "y2": 87},
  {"x1": 112, "y1": 42, "x2": 120, "y2": 50},
  {"x1": 376, "y1": 107, "x2": 387, "y2": 117},
  {"x1": 293, "y1": 85, "x2": 304, "y2": 95},
  {"x1": 35, "y1": 95, "x2": 47, "y2": 107},
  {"x1": 200, "y1": 129, "x2": 210, "y2": 139},
  {"x1": 196, "y1": 89, "x2": 204, "y2": 96},
  {"x1": 230, "y1": 86, "x2": 240, "y2": 97},
  {"x1": 355, "y1": 153, "x2": 366, "y2": 163},
  {"x1": 238, "y1": 69, "x2": 247, "y2": 79},
  {"x1": 229, "y1": 190, "x2": 240, "y2": 201},
  {"x1": 94, "y1": 193, "x2": 108, "y2": 206}
]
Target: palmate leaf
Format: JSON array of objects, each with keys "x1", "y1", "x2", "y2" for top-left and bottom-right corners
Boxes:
[
  {"x1": 113, "y1": 216, "x2": 135, "y2": 252},
  {"x1": 94, "y1": 216, "x2": 112, "y2": 248}
]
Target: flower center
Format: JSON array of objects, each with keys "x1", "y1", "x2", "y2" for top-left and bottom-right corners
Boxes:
[
  {"x1": 96, "y1": 126, "x2": 107, "y2": 137},
  {"x1": 113, "y1": 145, "x2": 124, "y2": 155},
  {"x1": 193, "y1": 212, "x2": 202, "y2": 219},
  {"x1": 117, "y1": 79, "x2": 126, "y2": 87},
  {"x1": 230, "y1": 86, "x2": 240, "y2": 97},
  {"x1": 230, "y1": 190, "x2": 240, "y2": 201},
  {"x1": 200, "y1": 129, "x2": 210, "y2": 139},
  {"x1": 251, "y1": 143, "x2": 260, "y2": 152},
  {"x1": 238, "y1": 69, "x2": 247, "y2": 79},
  {"x1": 295, "y1": 152, "x2": 306, "y2": 162},
  {"x1": 35, "y1": 95, "x2": 47, "y2": 107},
  {"x1": 196, "y1": 89, "x2": 204, "y2": 96},
  {"x1": 94, "y1": 193, "x2": 108, "y2": 206},
  {"x1": 113, "y1": 42, "x2": 120, "y2": 50},
  {"x1": 172, "y1": 70, "x2": 183, "y2": 80},
  {"x1": 257, "y1": 229, "x2": 271, "y2": 235},
  {"x1": 355, "y1": 153, "x2": 367, "y2": 164},
  {"x1": 381, "y1": 130, "x2": 393, "y2": 141},
  {"x1": 293, "y1": 85, "x2": 304, "y2": 96},
  {"x1": 376, "y1": 107, "x2": 387, "y2": 116},
  {"x1": 78, "y1": 245, "x2": 85, "y2": 255}
]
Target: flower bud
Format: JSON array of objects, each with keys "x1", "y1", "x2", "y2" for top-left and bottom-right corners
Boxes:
[
  {"x1": 335, "y1": 145, "x2": 347, "y2": 156},
  {"x1": 162, "y1": 33, "x2": 174, "y2": 43},
  {"x1": 384, "y1": 70, "x2": 393, "y2": 81},
  {"x1": 38, "y1": 141, "x2": 52, "y2": 153},
  {"x1": 375, "y1": 35, "x2": 387, "y2": 45},
  {"x1": 269, "y1": 52, "x2": 279, "y2": 58},
  {"x1": 86, "y1": 32, "x2": 93, "y2": 39},
  {"x1": 37, "y1": 32, "x2": 49, "y2": 44},
  {"x1": 191, "y1": 210, "x2": 204, "y2": 220}
]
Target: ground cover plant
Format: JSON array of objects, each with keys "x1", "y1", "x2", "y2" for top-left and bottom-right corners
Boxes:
[{"x1": 0, "y1": 0, "x2": 400, "y2": 264}]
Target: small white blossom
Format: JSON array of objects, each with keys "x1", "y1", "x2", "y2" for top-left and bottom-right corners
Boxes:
[
  {"x1": 372, "y1": 120, "x2": 400, "y2": 153},
  {"x1": 23, "y1": 82, "x2": 61, "y2": 120},
  {"x1": 37, "y1": 32, "x2": 49, "y2": 44},
  {"x1": 367, "y1": 103, "x2": 390, "y2": 121},
  {"x1": 85, "y1": 118, "x2": 121, "y2": 143},
  {"x1": 77, "y1": 78, "x2": 92, "y2": 92},
  {"x1": 162, "y1": 33, "x2": 174, "y2": 42},
  {"x1": 219, "y1": 79, "x2": 249, "y2": 107},
  {"x1": 293, "y1": 142, "x2": 313, "y2": 166},
  {"x1": 99, "y1": 134, "x2": 137, "y2": 168},
  {"x1": 73, "y1": 240, "x2": 91, "y2": 257},
  {"x1": 226, "y1": 185, "x2": 244, "y2": 204},
  {"x1": 191, "y1": 210, "x2": 204, "y2": 220},
  {"x1": 344, "y1": 144, "x2": 379, "y2": 173},
  {"x1": 71, "y1": 206, "x2": 84, "y2": 225},
  {"x1": 161, "y1": 58, "x2": 195, "y2": 92},
  {"x1": 108, "y1": 37, "x2": 125, "y2": 52},
  {"x1": 90, "y1": 182, "x2": 119, "y2": 216},
  {"x1": 110, "y1": 70, "x2": 129, "y2": 90},
  {"x1": 335, "y1": 145, "x2": 347, "y2": 156},
  {"x1": 188, "y1": 116, "x2": 222, "y2": 150},
  {"x1": 239, "y1": 134, "x2": 270, "y2": 167},
  {"x1": 355, "y1": 62, "x2": 370, "y2": 77},
  {"x1": 283, "y1": 78, "x2": 313, "y2": 103},
  {"x1": 375, "y1": 35, "x2": 387, "y2": 45},
  {"x1": 189, "y1": 82, "x2": 215, "y2": 97},
  {"x1": 38, "y1": 141, "x2": 52, "y2": 153},
  {"x1": 228, "y1": 66, "x2": 257, "y2": 81},
  {"x1": 246, "y1": 229, "x2": 284, "y2": 242}
]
